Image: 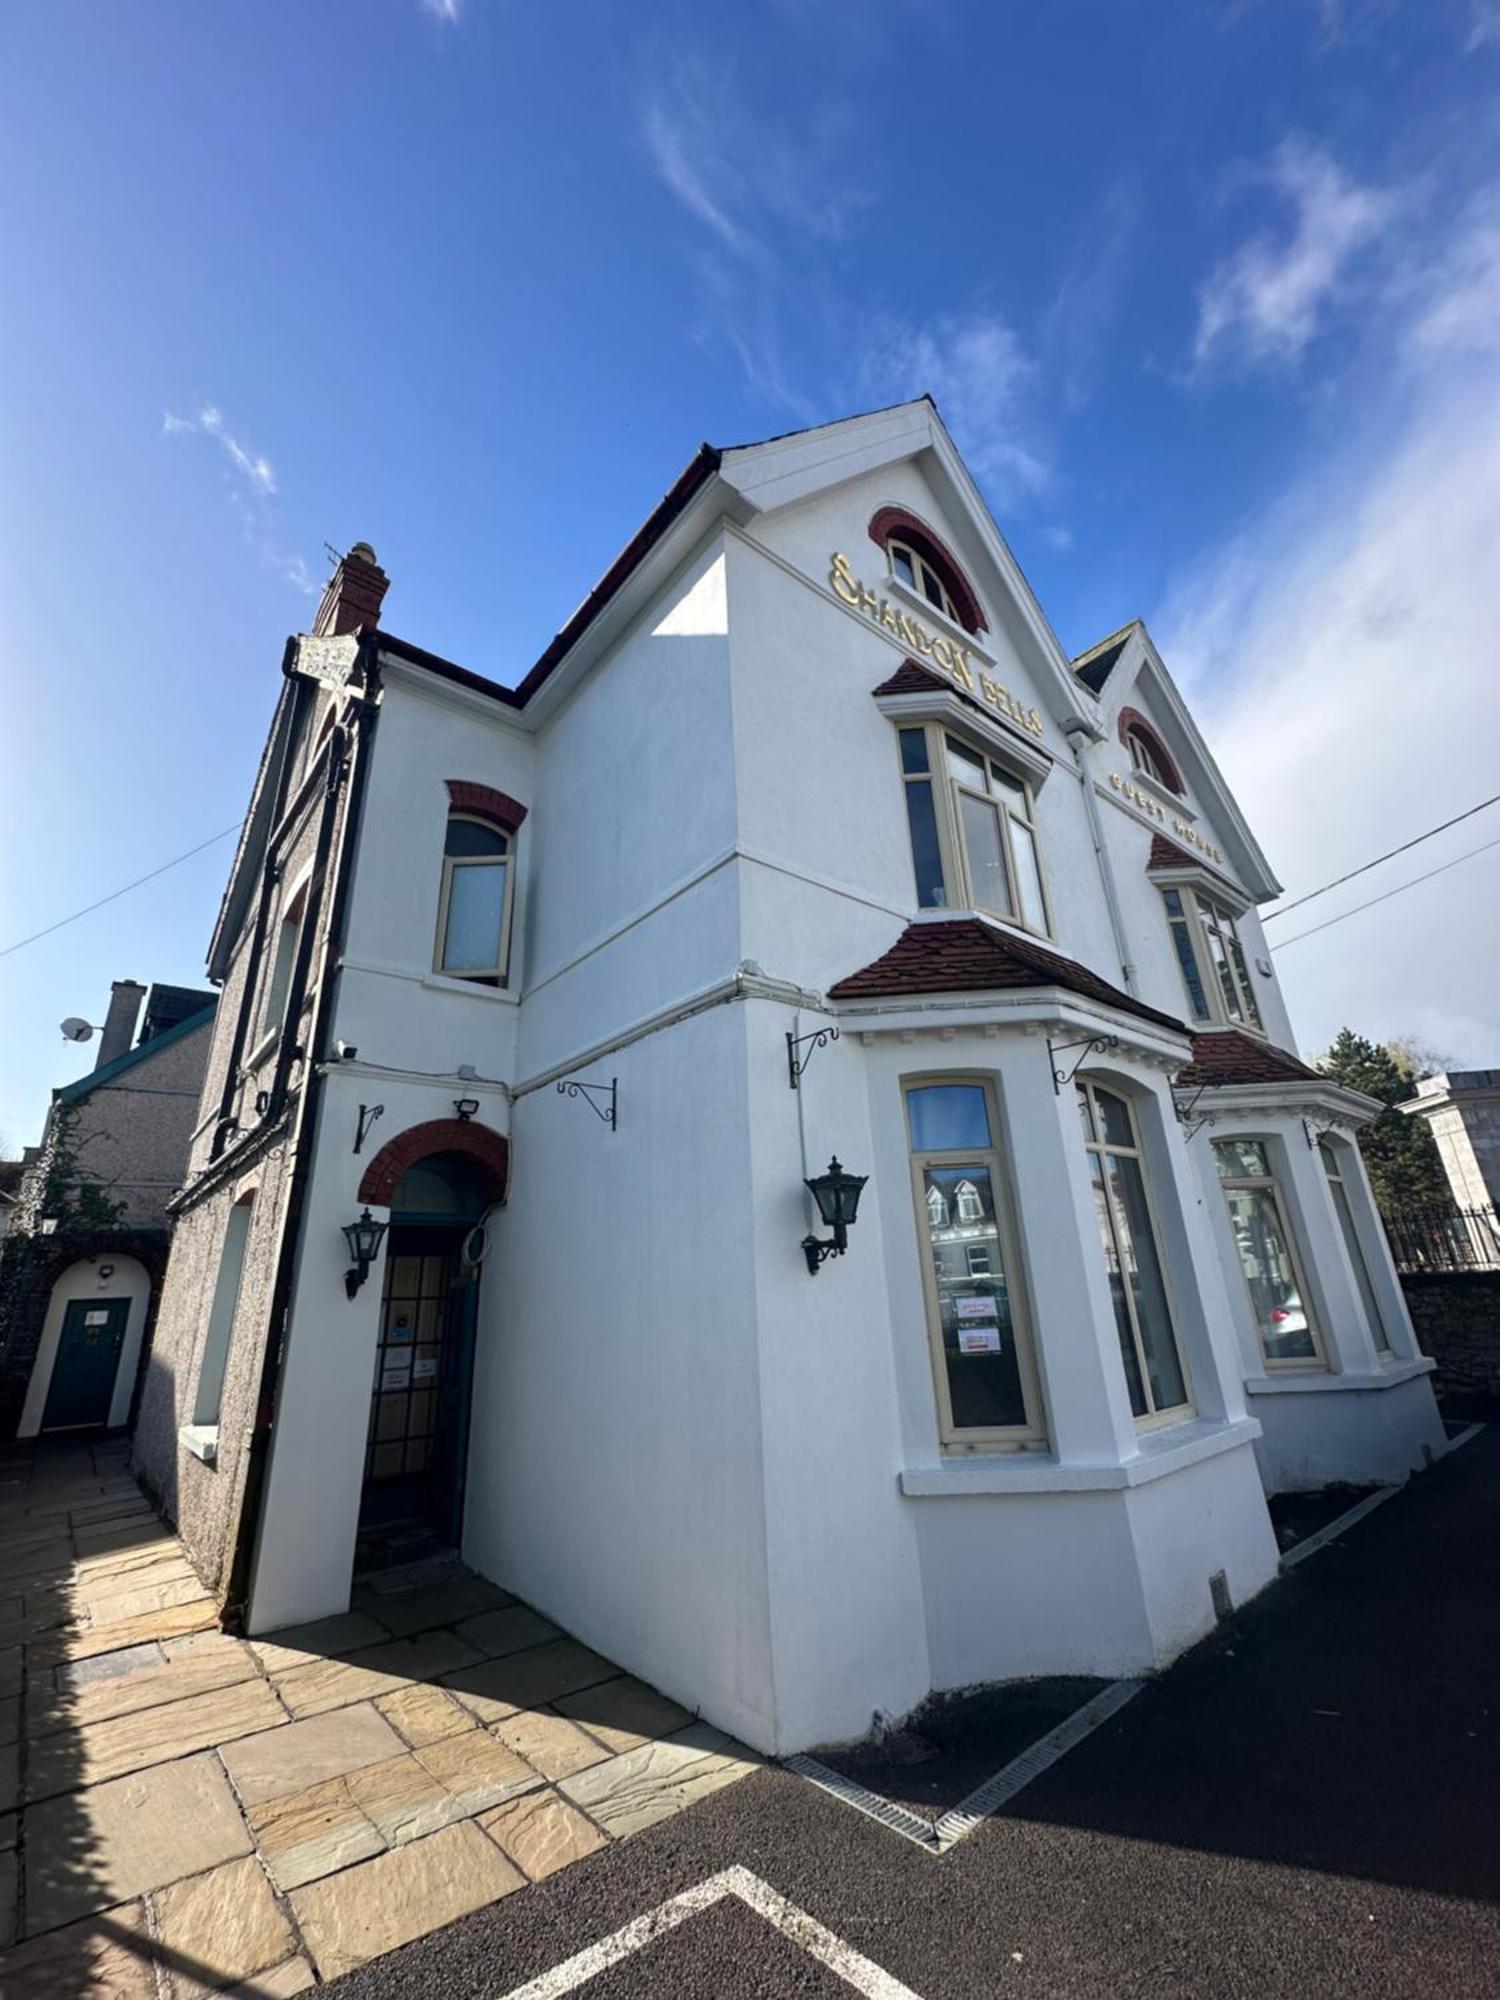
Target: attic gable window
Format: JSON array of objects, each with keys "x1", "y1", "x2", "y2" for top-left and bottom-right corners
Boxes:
[
  {"x1": 1127, "y1": 729, "x2": 1170, "y2": 787},
  {"x1": 868, "y1": 506, "x2": 987, "y2": 637},
  {"x1": 1116, "y1": 708, "x2": 1183, "y2": 796}
]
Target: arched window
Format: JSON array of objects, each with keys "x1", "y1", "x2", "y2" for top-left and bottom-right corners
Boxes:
[
  {"x1": 261, "y1": 879, "x2": 309, "y2": 1038},
  {"x1": 868, "y1": 507, "x2": 987, "y2": 635},
  {"x1": 435, "y1": 813, "x2": 513, "y2": 985},
  {"x1": 1127, "y1": 729, "x2": 1169, "y2": 786},
  {"x1": 1117, "y1": 709, "x2": 1183, "y2": 795}
]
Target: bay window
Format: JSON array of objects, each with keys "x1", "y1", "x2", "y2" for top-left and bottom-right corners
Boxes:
[
  {"x1": 906, "y1": 1078, "x2": 1045, "y2": 1450},
  {"x1": 897, "y1": 726, "x2": 1049, "y2": 933},
  {"x1": 435, "y1": 813, "x2": 513, "y2": 985},
  {"x1": 1077, "y1": 1079, "x2": 1191, "y2": 1424},
  {"x1": 1160, "y1": 886, "x2": 1263, "y2": 1031},
  {"x1": 1320, "y1": 1139, "x2": 1392, "y2": 1352},
  {"x1": 1212, "y1": 1139, "x2": 1322, "y2": 1368}
]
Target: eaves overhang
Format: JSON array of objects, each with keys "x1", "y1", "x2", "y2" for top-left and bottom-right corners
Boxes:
[{"x1": 1170, "y1": 1077, "x2": 1382, "y2": 1130}]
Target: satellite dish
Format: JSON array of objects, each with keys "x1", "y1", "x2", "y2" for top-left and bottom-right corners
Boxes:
[{"x1": 60, "y1": 1018, "x2": 95, "y2": 1044}]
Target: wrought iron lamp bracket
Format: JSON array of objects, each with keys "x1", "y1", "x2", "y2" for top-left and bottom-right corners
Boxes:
[
  {"x1": 787, "y1": 1024, "x2": 840, "y2": 1090},
  {"x1": 1302, "y1": 1115, "x2": 1341, "y2": 1150},
  {"x1": 1047, "y1": 1033, "x2": 1119, "y2": 1094},
  {"x1": 557, "y1": 1076, "x2": 618, "y2": 1131},
  {"x1": 353, "y1": 1103, "x2": 385, "y2": 1155},
  {"x1": 1174, "y1": 1085, "x2": 1217, "y2": 1143}
]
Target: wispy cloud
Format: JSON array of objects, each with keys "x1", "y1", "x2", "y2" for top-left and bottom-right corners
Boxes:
[
  {"x1": 1193, "y1": 138, "x2": 1395, "y2": 368},
  {"x1": 163, "y1": 404, "x2": 277, "y2": 496},
  {"x1": 163, "y1": 401, "x2": 314, "y2": 594},
  {"x1": 1159, "y1": 190, "x2": 1500, "y2": 1059},
  {"x1": 1466, "y1": 2, "x2": 1500, "y2": 52},
  {"x1": 422, "y1": 0, "x2": 462, "y2": 21},
  {"x1": 1043, "y1": 182, "x2": 1142, "y2": 414},
  {"x1": 855, "y1": 311, "x2": 1049, "y2": 506}
]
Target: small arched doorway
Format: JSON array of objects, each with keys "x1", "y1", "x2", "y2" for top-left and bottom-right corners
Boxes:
[{"x1": 359, "y1": 1149, "x2": 496, "y2": 1556}]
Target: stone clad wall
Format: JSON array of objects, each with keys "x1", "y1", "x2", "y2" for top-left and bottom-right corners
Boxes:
[
  {"x1": 1400, "y1": 1273, "x2": 1500, "y2": 1398},
  {"x1": 0, "y1": 1228, "x2": 168, "y2": 1436}
]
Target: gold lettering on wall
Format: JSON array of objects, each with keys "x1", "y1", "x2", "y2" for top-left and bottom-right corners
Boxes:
[
  {"x1": 1107, "y1": 772, "x2": 1224, "y2": 864},
  {"x1": 829, "y1": 552, "x2": 1044, "y2": 737}
]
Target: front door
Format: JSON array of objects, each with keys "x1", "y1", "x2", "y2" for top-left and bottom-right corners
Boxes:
[
  {"x1": 360, "y1": 1226, "x2": 478, "y2": 1544},
  {"x1": 43, "y1": 1298, "x2": 129, "y2": 1431}
]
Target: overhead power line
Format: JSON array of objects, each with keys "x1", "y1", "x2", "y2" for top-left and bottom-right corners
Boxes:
[
  {"x1": 0, "y1": 824, "x2": 241, "y2": 960},
  {"x1": 1263, "y1": 790, "x2": 1500, "y2": 923},
  {"x1": 1272, "y1": 833, "x2": 1500, "y2": 950}
]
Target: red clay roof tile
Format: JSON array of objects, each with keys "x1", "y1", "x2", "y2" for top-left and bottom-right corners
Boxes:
[{"x1": 1174, "y1": 1030, "x2": 1320, "y2": 1089}]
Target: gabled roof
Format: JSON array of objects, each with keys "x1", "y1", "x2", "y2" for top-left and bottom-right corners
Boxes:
[
  {"x1": 827, "y1": 916, "x2": 1187, "y2": 1035},
  {"x1": 1071, "y1": 621, "x2": 1281, "y2": 903},
  {"x1": 1071, "y1": 623, "x2": 1138, "y2": 694},
  {"x1": 1173, "y1": 1030, "x2": 1319, "y2": 1089},
  {"x1": 55, "y1": 1002, "x2": 215, "y2": 1107}
]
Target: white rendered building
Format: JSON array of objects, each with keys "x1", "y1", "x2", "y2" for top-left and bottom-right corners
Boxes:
[{"x1": 135, "y1": 403, "x2": 1442, "y2": 1757}]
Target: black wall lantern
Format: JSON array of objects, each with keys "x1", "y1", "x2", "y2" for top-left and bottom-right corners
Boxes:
[
  {"x1": 801, "y1": 1156, "x2": 868, "y2": 1275},
  {"x1": 342, "y1": 1208, "x2": 389, "y2": 1299}
]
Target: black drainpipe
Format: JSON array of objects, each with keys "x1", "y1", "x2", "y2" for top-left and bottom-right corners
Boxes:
[{"x1": 222, "y1": 645, "x2": 381, "y2": 1631}]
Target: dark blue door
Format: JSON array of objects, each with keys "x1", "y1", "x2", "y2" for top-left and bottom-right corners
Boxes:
[{"x1": 43, "y1": 1298, "x2": 129, "y2": 1430}]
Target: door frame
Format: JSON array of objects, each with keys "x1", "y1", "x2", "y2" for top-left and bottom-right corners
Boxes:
[
  {"x1": 43, "y1": 1297, "x2": 132, "y2": 1431},
  {"x1": 18, "y1": 1255, "x2": 152, "y2": 1439}
]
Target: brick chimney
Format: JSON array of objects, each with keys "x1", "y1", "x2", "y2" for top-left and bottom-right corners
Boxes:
[
  {"x1": 96, "y1": 980, "x2": 146, "y2": 1070},
  {"x1": 312, "y1": 542, "x2": 389, "y2": 638}
]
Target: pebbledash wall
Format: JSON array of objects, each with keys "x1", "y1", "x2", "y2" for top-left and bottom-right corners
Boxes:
[{"x1": 135, "y1": 405, "x2": 1443, "y2": 1755}]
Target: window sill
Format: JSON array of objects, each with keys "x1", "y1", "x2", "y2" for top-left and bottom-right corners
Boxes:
[
  {"x1": 900, "y1": 1416, "x2": 1262, "y2": 1496},
  {"x1": 179, "y1": 1424, "x2": 219, "y2": 1466},
  {"x1": 1243, "y1": 1357, "x2": 1434, "y2": 1395},
  {"x1": 419, "y1": 970, "x2": 519, "y2": 1004},
  {"x1": 884, "y1": 574, "x2": 991, "y2": 660},
  {"x1": 245, "y1": 1028, "x2": 280, "y2": 1074}
]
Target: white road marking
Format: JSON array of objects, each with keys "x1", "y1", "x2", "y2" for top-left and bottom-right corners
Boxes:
[
  {"x1": 495, "y1": 1864, "x2": 925, "y2": 1999},
  {"x1": 789, "y1": 1678, "x2": 1144, "y2": 1856}
]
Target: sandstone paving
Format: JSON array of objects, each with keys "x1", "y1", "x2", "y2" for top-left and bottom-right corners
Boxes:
[
  {"x1": 354, "y1": 1573, "x2": 513, "y2": 1638},
  {"x1": 555, "y1": 1673, "x2": 693, "y2": 1754},
  {"x1": 289, "y1": 1818, "x2": 524, "y2": 1981},
  {"x1": 45, "y1": 1597, "x2": 220, "y2": 1665},
  {"x1": 454, "y1": 1603, "x2": 561, "y2": 1660},
  {"x1": 245, "y1": 1774, "x2": 385, "y2": 1892},
  {"x1": 32, "y1": 1634, "x2": 258, "y2": 1736},
  {"x1": 270, "y1": 1628, "x2": 483, "y2": 1719},
  {"x1": 0, "y1": 1899, "x2": 158, "y2": 1997},
  {"x1": 375, "y1": 1679, "x2": 473, "y2": 1748},
  {"x1": 219, "y1": 1701, "x2": 406, "y2": 1807},
  {"x1": 25, "y1": 1751, "x2": 254, "y2": 1933},
  {"x1": 153, "y1": 1853, "x2": 296, "y2": 1992},
  {"x1": 72, "y1": 1570, "x2": 209, "y2": 1628},
  {"x1": 489, "y1": 1704, "x2": 612, "y2": 1780},
  {"x1": 558, "y1": 1722, "x2": 759, "y2": 1840},
  {"x1": 480, "y1": 1788, "x2": 609, "y2": 1880},
  {"x1": 443, "y1": 1638, "x2": 621, "y2": 1718},
  {"x1": 247, "y1": 1610, "x2": 391, "y2": 1675},
  {"x1": 26, "y1": 1673, "x2": 286, "y2": 1800},
  {"x1": 171, "y1": 1953, "x2": 318, "y2": 1998}
]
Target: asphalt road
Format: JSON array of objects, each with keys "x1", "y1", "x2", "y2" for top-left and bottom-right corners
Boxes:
[{"x1": 333, "y1": 1424, "x2": 1500, "y2": 1998}]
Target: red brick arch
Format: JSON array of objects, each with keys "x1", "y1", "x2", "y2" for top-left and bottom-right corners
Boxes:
[
  {"x1": 867, "y1": 505, "x2": 989, "y2": 635},
  {"x1": 445, "y1": 780, "x2": 528, "y2": 832},
  {"x1": 357, "y1": 1118, "x2": 510, "y2": 1208},
  {"x1": 1116, "y1": 707, "x2": 1184, "y2": 795}
]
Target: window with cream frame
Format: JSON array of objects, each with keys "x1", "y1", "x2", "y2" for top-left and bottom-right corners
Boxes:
[
  {"x1": 1127, "y1": 729, "x2": 1170, "y2": 787},
  {"x1": 1077, "y1": 1078, "x2": 1193, "y2": 1426},
  {"x1": 1160, "y1": 884, "x2": 1263, "y2": 1032},
  {"x1": 1212, "y1": 1138, "x2": 1324, "y2": 1370},
  {"x1": 434, "y1": 812, "x2": 515, "y2": 986},
  {"x1": 897, "y1": 725, "x2": 1051, "y2": 934},
  {"x1": 905, "y1": 1076, "x2": 1046, "y2": 1451},
  {"x1": 1320, "y1": 1138, "x2": 1392, "y2": 1353},
  {"x1": 888, "y1": 538, "x2": 960, "y2": 623}
]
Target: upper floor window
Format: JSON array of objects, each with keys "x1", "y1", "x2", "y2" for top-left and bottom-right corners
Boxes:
[
  {"x1": 897, "y1": 726, "x2": 1049, "y2": 934},
  {"x1": 890, "y1": 540, "x2": 959, "y2": 623},
  {"x1": 435, "y1": 813, "x2": 513, "y2": 986},
  {"x1": 869, "y1": 506, "x2": 986, "y2": 636},
  {"x1": 261, "y1": 881, "x2": 309, "y2": 1040},
  {"x1": 1127, "y1": 730, "x2": 1169, "y2": 786},
  {"x1": 1078, "y1": 1079, "x2": 1192, "y2": 1426},
  {"x1": 905, "y1": 1078, "x2": 1045, "y2": 1449},
  {"x1": 1161, "y1": 886, "x2": 1263, "y2": 1032},
  {"x1": 1213, "y1": 1139, "x2": 1322, "y2": 1369}
]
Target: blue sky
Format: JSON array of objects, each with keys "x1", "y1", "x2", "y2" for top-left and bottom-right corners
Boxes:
[{"x1": 4, "y1": 0, "x2": 1500, "y2": 1144}]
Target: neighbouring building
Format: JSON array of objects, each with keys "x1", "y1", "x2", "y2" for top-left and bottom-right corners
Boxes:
[
  {"x1": 0, "y1": 980, "x2": 215, "y2": 1440},
  {"x1": 134, "y1": 404, "x2": 1442, "y2": 1757},
  {"x1": 1400, "y1": 1071, "x2": 1500, "y2": 1213}
]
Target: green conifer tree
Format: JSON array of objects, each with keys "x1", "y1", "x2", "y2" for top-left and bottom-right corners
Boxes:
[{"x1": 1317, "y1": 1028, "x2": 1454, "y2": 1216}]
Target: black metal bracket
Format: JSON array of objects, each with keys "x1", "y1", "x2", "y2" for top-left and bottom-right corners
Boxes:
[
  {"x1": 787, "y1": 1025, "x2": 839, "y2": 1090},
  {"x1": 557, "y1": 1076, "x2": 617, "y2": 1131},
  {"x1": 801, "y1": 1229, "x2": 848, "y2": 1275},
  {"x1": 1047, "y1": 1034, "x2": 1119, "y2": 1094},
  {"x1": 1302, "y1": 1116, "x2": 1340, "y2": 1151},
  {"x1": 1174, "y1": 1084, "x2": 1216, "y2": 1142},
  {"x1": 354, "y1": 1103, "x2": 385, "y2": 1155}
]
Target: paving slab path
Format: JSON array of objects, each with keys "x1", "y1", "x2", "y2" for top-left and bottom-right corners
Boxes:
[{"x1": 0, "y1": 1437, "x2": 757, "y2": 1993}]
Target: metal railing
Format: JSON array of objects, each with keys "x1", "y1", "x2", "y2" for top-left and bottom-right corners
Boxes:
[{"x1": 1382, "y1": 1204, "x2": 1500, "y2": 1274}]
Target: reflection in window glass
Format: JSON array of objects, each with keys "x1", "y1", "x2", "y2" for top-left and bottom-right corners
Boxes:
[
  {"x1": 907, "y1": 1080, "x2": 1044, "y2": 1445},
  {"x1": 1213, "y1": 1140, "x2": 1321, "y2": 1366},
  {"x1": 437, "y1": 813, "x2": 512, "y2": 982},
  {"x1": 1077, "y1": 1081, "x2": 1191, "y2": 1422},
  {"x1": 1321, "y1": 1141, "x2": 1391, "y2": 1352}
]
